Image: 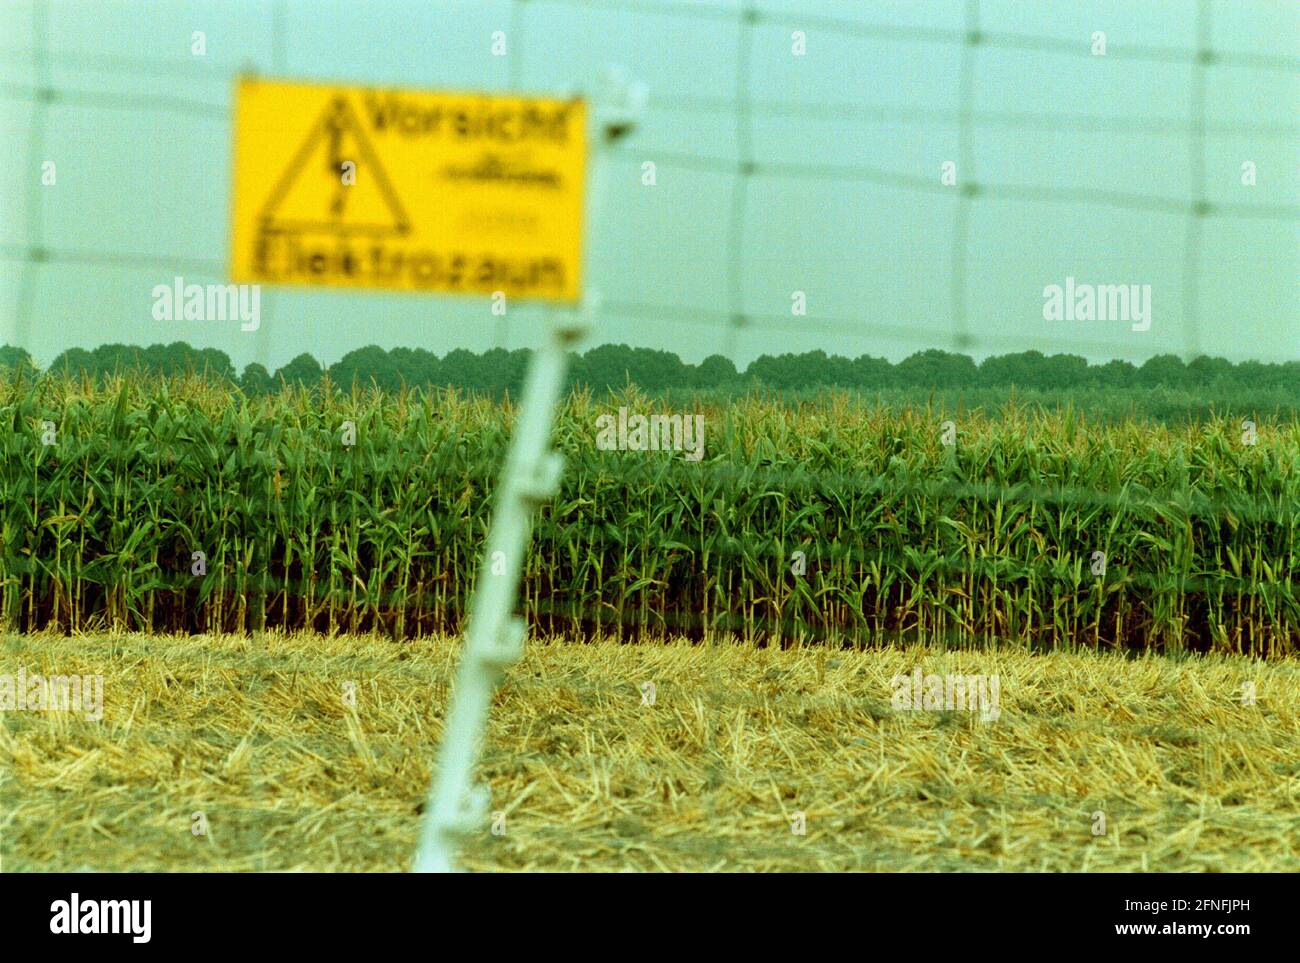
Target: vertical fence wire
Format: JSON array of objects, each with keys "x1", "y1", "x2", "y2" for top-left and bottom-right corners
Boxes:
[
  {"x1": 721, "y1": 1, "x2": 755, "y2": 361},
  {"x1": 1182, "y1": 0, "x2": 1212, "y2": 360},
  {"x1": 253, "y1": 0, "x2": 289, "y2": 377},
  {"x1": 12, "y1": 0, "x2": 50, "y2": 359}
]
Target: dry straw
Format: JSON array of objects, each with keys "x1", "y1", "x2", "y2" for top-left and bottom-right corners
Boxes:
[{"x1": 2, "y1": 631, "x2": 1296, "y2": 871}]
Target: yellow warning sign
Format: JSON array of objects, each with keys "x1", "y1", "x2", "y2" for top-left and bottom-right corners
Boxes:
[{"x1": 231, "y1": 77, "x2": 587, "y2": 303}]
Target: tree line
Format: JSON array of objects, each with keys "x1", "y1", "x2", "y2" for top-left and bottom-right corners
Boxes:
[{"x1": 1, "y1": 342, "x2": 1297, "y2": 396}]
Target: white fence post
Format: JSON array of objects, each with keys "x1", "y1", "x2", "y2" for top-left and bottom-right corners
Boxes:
[{"x1": 413, "y1": 68, "x2": 645, "y2": 873}]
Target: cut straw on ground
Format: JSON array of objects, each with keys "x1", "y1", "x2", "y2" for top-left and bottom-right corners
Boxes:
[{"x1": 2, "y1": 631, "x2": 1296, "y2": 871}]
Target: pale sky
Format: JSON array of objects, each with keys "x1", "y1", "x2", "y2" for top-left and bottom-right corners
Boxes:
[{"x1": 1, "y1": 0, "x2": 1297, "y2": 373}]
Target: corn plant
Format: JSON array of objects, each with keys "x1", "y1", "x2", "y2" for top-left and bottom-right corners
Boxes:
[{"x1": 1, "y1": 371, "x2": 1296, "y2": 655}]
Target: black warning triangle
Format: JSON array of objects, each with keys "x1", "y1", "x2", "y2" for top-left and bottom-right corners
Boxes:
[{"x1": 257, "y1": 96, "x2": 411, "y2": 237}]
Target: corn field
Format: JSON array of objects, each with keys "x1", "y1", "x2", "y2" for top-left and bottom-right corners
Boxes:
[{"x1": 1, "y1": 373, "x2": 1297, "y2": 655}]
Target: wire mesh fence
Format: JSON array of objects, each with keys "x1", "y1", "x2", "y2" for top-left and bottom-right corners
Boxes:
[{"x1": 3, "y1": 0, "x2": 1298, "y2": 368}]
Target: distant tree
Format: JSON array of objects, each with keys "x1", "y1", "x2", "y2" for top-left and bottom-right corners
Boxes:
[
  {"x1": 331, "y1": 345, "x2": 396, "y2": 391},
  {"x1": 1090, "y1": 359, "x2": 1137, "y2": 388},
  {"x1": 747, "y1": 353, "x2": 803, "y2": 389},
  {"x1": 752, "y1": 350, "x2": 886, "y2": 389},
  {"x1": 1186, "y1": 355, "x2": 1234, "y2": 387},
  {"x1": 1281, "y1": 362, "x2": 1300, "y2": 394},
  {"x1": 564, "y1": 349, "x2": 588, "y2": 394},
  {"x1": 579, "y1": 343, "x2": 639, "y2": 394},
  {"x1": 475, "y1": 347, "x2": 529, "y2": 398},
  {"x1": 275, "y1": 353, "x2": 322, "y2": 387},
  {"x1": 1040, "y1": 353, "x2": 1089, "y2": 389},
  {"x1": 150, "y1": 343, "x2": 234, "y2": 381},
  {"x1": 895, "y1": 349, "x2": 978, "y2": 388},
  {"x1": 30, "y1": 339, "x2": 1272, "y2": 399},
  {"x1": 45, "y1": 341, "x2": 234, "y2": 382},
  {"x1": 389, "y1": 347, "x2": 442, "y2": 389},
  {"x1": 239, "y1": 363, "x2": 275, "y2": 396},
  {"x1": 192, "y1": 346, "x2": 236, "y2": 381},
  {"x1": 693, "y1": 354, "x2": 738, "y2": 388},
  {"x1": 980, "y1": 350, "x2": 1047, "y2": 387},
  {"x1": 442, "y1": 348, "x2": 485, "y2": 393},
  {"x1": 624, "y1": 346, "x2": 687, "y2": 391},
  {"x1": 49, "y1": 347, "x2": 96, "y2": 376},
  {"x1": 849, "y1": 354, "x2": 893, "y2": 390},
  {"x1": 817, "y1": 350, "x2": 854, "y2": 387},
  {"x1": 0, "y1": 345, "x2": 36, "y2": 373},
  {"x1": 1234, "y1": 360, "x2": 1291, "y2": 390},
  {"x1": 977, "y1": 350, "x2": 1077, "y2": 389},
  {"x1": 136, "y1": 343, "x2": 170, "y2": 375},
  {"x1": 55, "y1": 344, "x2": 133, "y2": 378},
  {"x1": 1137, "y1": 354, "x2": 1187, "y2": 388},
  {"x1": 91, "y1": 343, "x2": 135, "y2": 377},
  {"x1": 975, "y1": 350, "x2": 1075, "y2": 389}
]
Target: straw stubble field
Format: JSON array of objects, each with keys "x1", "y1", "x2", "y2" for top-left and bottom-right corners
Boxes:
[{"x1": 2, "y1": 631, "x2": 1297, "y2": 872}]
